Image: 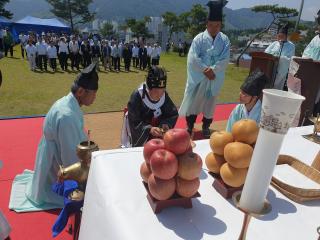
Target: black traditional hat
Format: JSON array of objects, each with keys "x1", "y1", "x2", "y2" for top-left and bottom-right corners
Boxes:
[
  {"x1": 207, "y1": 0, "x2": 228, "y2": 22},
  {"x1": 146, "y1": 66, "x2": 167, "y2": 89},
  {"x1": 241, "y1": 69, "x2": 268, "y2": 97},
  {"x1": 278, "y1": 23, "x2": 289, "y2": 35},
  {"x1": 74, "y1": 63, "x2": 99, "y2": 90},
  {"x1": 317, "y1": 9, "x2": 320, "y2": 25}
]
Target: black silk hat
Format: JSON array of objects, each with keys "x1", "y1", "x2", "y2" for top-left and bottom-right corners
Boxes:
[
  {"x1": 146, "y1": 66, "x2": 167, "y2": 89},
  {"x1": 75, "y1": 63, "x2": 99, "y2": 90},
  {"x1": 278, "y1": 23, "x2": 289, "y2": 35},
  {"x1": 241, "y1": 69, "x2": 268, "y2": 97},
  {"x1": 207, "y1": 0, "x2": 228, "y2": 22}
]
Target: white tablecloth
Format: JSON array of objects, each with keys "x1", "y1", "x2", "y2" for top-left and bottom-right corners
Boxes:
[{"x1": 79, "y1": 126, "x2": 320, "y2": 240}]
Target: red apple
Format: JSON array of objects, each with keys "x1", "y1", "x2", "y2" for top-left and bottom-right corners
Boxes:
[
  {"x1": 163, "y1": 128, "x2": 191, "y2": 155},
  {"x1": 140, "y1": 162, "x2": 152, "y2": 183},
  {"x1": 176, "y1": 177, "x2": 200, "y2": 198},
  {"x1": 150, "y1": 149, "x2": 178, "y2": 180},
  {"x1": 143, "y1": 139, "x2": 165, "y2": 164},
  {"x1": 148, "y1": 174, "x2": 176, "y2": 200},
  {"x1": 177, "y1": 152, "x2": 203, "y2": 180}
]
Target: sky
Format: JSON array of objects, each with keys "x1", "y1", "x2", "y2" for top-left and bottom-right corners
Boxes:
[{"x1": 227, "y1": 0, "x2": 319, "y2": 21}]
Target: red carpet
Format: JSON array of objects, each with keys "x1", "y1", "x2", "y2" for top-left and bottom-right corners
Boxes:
[{"x1": 0, "y1": 103, "x2": 235, "y2": 239}]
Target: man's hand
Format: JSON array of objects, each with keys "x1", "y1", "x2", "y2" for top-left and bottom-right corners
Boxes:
[
  {"x1": 161, "y1": 124, "x2": 169, "y2": 132},
  {"x1": 150, "y1": 127, "x2": 163, "y2": 138},
  {"x1": 203, "y1": 67, "x2": 216, "y2": 80}
]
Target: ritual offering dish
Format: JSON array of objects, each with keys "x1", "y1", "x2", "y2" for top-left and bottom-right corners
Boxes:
[
  {"x1": 141, "y1": 129, "x2": 201, "y2": 214},
  {"x1": 206, "y1": 119, "x2": 258, "y2": 198}
]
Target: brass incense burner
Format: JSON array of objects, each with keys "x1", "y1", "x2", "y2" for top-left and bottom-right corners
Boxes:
[
  {"x1": 58, "y1": 141, "x2": 99, "y2": 183},
  {"x1": 303, "y1": 114, "x2": 320, "y2": 144},
  {"x1": 57, "y1": 137, "x2": 99, "y2": 201}
]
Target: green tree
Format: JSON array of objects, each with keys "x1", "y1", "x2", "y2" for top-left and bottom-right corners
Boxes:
[
  {"x1": 162, "y1": 12, "x2": 179, "y2": 43},
  {"x1": 236, "y1": 4, "x2": 298, "y2": 66},
  {"x1": 99, "y1": 22, "x2": 115, "y2": 38},
  {"x1": 46, "y1": 0, "x2": 95, "y2": 32},
  {"x1": 123, "y1": 18, "x2": 152, "y2": 41},
  {"x1": 0, "y1": 0, "x2": 12, "y2": 19},
  {"x1": 186, "y1": 4, "x2": 207, "y2": 39}
]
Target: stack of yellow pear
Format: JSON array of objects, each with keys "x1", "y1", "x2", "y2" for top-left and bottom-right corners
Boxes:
[{"x1": 205, "y1": 119, "x2": 259, "y2": 187}]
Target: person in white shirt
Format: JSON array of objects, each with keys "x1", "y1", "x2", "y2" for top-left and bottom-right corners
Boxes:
[
  {"x1": 47, "y1": 41, "x2": 58, "y2": 71},
  {"x1": 25, "y1": 39, "x2": 37, "y2": 71},
  {"x1": 111, "y1": 43, "x2": 120, "y2": 72},
  {"x1": 69, "y1": 37, "x2": 80, "y2": 71},
  {"x1": 151, "y1": 44, "x2": 160, "y2": 66},
  {"x1": 132, "y1": 43, "x2": 139, "y2": 68},
  {"x1": 58, "y1": 37, "x2": 69, "y2": 70},
  {"x1": 19, "y1": 32, "x2": 28, "y2": 59},
  {"x1": 36, "y1": 37, "x2": 48, "y2": 71}
]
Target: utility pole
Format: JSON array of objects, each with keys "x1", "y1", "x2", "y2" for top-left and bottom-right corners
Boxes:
[{"x1": 294, "y1": 0, "x2": 304, "y2": 32}]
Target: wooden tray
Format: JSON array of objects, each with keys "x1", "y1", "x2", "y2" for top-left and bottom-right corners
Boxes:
[
  {"x1": 208, "y1": 172, "x2": 243, "y2": 199},
  {"x1": 271, "y1": 155, "x2": 320, "y2": 202},
  {"x1": 143, "y1": 182, "x2": 200, "y2": 214}
]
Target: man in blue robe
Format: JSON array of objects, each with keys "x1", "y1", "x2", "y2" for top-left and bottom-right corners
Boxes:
[
  {"x1": 9, "y1": 64, "x2": 99, "y2": 212},
  {"x1": 265, "y1": 23, "x2": 295, "y2": 90},
  {"x1": 303, "y1": 10, "x2": 320, "y2": 113},
  {"x1": 303, "y1": 10, "x2": 320, "y2": 61},
  {"x1": 179, "y1": 0, "x2": 230, "y2": 138},
  {"x1": 226, "y1": 69, "x2": 268, "y2": 132}
]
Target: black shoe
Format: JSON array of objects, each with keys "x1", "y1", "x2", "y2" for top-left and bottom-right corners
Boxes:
[{"x1": 202, "y1": 128, "x2": 211, "y2": 139}]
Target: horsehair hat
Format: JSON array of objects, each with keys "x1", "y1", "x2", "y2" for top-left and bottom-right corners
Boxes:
[
  {"x1": 278, "y1": 23, "x2": 289, "y2": 35},
  {"x1": 207, "y1": 0, "x2": 228, "y2": 22},
  {"x1": 240, "y1": 68, "x2": 268, "y2": 97},
  {"x1": 74, "y1": 63, "x2": 99, "y2": 90},
  {"x1": 146, "y1": 66, "x2": 167, "y2": 89}
]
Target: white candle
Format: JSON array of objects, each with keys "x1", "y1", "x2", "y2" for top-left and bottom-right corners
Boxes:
[{"x1": 239, "y1": 89, "x2": 305, "y2": 213}]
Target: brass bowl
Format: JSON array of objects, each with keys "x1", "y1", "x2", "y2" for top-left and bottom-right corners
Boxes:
[{"x1": 77, "y1": 141, "x2": 99, "y2": 163}]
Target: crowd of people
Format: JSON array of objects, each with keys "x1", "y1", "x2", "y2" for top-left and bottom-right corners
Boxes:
[{"x1": 2, "y1": 30, "x2": 163, "y2": 73}]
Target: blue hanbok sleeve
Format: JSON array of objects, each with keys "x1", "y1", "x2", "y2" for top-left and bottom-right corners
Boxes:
[
  {"x1": 226, "y1": 104, "x2": 241, "y2": 132},
  {"x1": 188, "y1": 35, "x2": 208, "y2": 72},
  {"x1": 57, "y1": 115, "x2": 86, "y2": 167},
  {"x1": 210, "y1": 36, "x2": 230, "y2": 74}
]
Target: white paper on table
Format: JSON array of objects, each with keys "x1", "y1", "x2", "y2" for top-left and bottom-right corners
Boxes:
[{"x1": 273, "y1": 164, "x2": 320, "y2": 189}]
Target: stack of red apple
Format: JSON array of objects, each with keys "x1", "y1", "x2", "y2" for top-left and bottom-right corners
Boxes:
[
  {"x1": 205, "y1": 119, "x2": 259, "y2": 188},
  {"x1": 140, "y1": 128, "x2": 203, "y2": 201}
]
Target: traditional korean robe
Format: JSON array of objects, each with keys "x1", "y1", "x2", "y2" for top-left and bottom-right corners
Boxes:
[
  {"x1": 127, "y1": 84, "x2": 178, "y2": 147},
  {"x1": 9, "y1": 93, "x2": 87, "y2": 212},
  {"x1": 265, "y1": 40, "x2": 295, "y2": 90},
  {"x1": 226, "y1": 100, "x2": 262, "y2": 132},
  {"x1": 179, "y1": 30, "x2": 230, "y2": 119}
]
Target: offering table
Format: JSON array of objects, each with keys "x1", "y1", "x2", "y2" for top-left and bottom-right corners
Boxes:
[{"x1": 79, "y1": 126, "x2": 319, "y2": 240}]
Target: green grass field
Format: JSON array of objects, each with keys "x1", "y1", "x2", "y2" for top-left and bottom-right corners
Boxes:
[{"x1": 0, "y1": 47, "x2": 248, "y2": 117}]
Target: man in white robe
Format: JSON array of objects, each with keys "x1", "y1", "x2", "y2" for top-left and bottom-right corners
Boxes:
[
  {"x1": 179, "y1": 0, "x2": 230, "y2": 138},
  {"x1": 226, "y1": 69, "x2": 268, "y2": 132},
  {"x1": 9, "y1": 64, "x2": 99, "y2": 212},
  {"x1": 265, "y1": 23, "x2": 295, "y2": 90}
]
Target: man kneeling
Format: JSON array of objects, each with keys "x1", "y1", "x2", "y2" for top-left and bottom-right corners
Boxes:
[{"x1": 126, "y1": 66, "x2": 178, "y2": 147}]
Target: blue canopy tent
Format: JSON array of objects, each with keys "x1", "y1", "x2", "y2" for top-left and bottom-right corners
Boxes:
[
  {"x1": 13, "y1": 16, "x2": 71, "y2": 36},
  {"x1": 0, "y1": 16, "x2": 12, "y2": 28}
]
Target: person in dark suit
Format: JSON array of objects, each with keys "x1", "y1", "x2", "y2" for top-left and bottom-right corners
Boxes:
[
  {"x1": 122, "y1": 43, "x2": 132, "y2": 72},
  {"x1": 139, "y1": 44, "x2": 147, "y2": 70}
]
